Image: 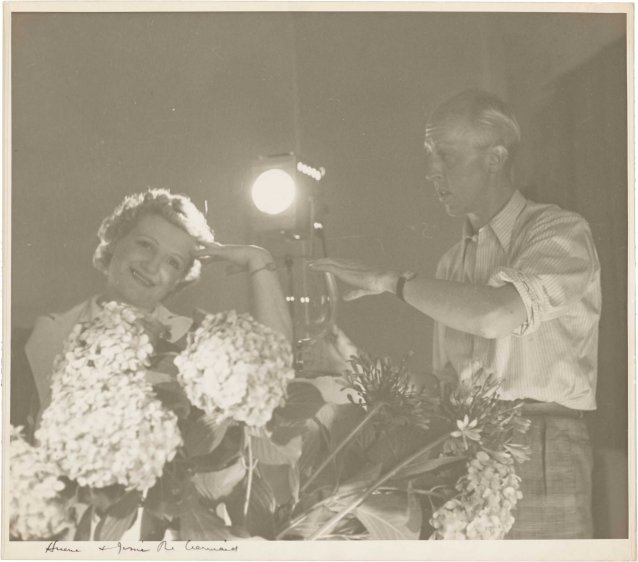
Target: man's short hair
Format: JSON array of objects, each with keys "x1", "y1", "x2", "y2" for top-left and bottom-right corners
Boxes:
[{"x1": 426, "y1": 88, "x2": 521, "y2": 156}]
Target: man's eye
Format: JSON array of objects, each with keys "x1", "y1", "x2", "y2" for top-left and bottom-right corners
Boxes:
[
  {"x1": 168, "y1": 258, "x2": 182, "y2": 270},
  {"x1": 438, "y1": 151, "x2": 455, "y2": 165},
  {"x1": 136, "y1": 239, "x2": 152, "y2": 249}
]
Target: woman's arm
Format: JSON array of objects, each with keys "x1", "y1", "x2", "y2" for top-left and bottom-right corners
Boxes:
[
  {"x1": 245, "y1": 249, "x2": 293, "y2": 341},
  {"x1": 195, "y1": 243, "x2": 293, "y2": 341}
]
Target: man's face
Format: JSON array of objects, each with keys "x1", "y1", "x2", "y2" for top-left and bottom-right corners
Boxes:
[
  {"x1": 105, "y1": 213, "x2": 196, "y2": 311},
  {"x1": 424, "y1": 122, "x2": 492, "y2": 219}
]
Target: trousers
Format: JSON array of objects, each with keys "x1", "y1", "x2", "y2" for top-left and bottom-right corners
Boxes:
[{"x1": 506, "y1": 413, "x2": 593, "y2": 539}]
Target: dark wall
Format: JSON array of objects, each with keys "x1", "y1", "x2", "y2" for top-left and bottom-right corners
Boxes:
[
  {"x1": 11, "y1": 11, "x2": 627, "y2": 385},
  {"x1": 12, "y1": 12, "x2": 491, "y2": 375},
  {"x1": 12, "y1": 12, "x2": 299, "y2": 324}
]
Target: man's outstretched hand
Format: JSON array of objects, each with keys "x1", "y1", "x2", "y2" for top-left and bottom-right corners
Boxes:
[{"x1": 310, "y1": 258, "x2": 398, "y2": 301}]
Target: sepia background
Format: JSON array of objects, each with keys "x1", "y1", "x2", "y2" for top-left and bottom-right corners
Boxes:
[{"x1": 10, "y1": 10, "x2": 628, "y2": 538}]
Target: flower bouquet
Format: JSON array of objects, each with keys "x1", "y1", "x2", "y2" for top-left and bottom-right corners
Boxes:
[
  {"x1": 9, "y1": 426, "x2": 74, "y2": 540},
  {"x1": 10, "y1": 300, "x2": 530, "y2": 541},
  {"x1": 262, "y1": 358, "x2": 531, "y2": 540}
]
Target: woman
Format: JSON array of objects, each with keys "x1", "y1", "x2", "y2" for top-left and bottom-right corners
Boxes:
[{"x1": 23, "y1": 188, "x2": 293, "y2": 420}]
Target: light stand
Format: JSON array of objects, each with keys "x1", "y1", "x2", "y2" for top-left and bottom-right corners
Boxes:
[{"x1": 247, "y1": 154, "x2": 337, "y2": 375}]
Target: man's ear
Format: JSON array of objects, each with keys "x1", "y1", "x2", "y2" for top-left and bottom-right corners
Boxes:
[{"x1": 486, "y1": 145, "x2": 509, "y2": 172}]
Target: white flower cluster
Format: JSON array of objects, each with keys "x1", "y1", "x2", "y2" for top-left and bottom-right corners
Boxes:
[
  {"x1": 9, "y1": 426, "x2": 74, "y2": 540},
  {"x1": 430, "y1": 450, "x2": 523, "y2": 540},
  {"x1": 174, "y1": 310, "x2": 294, "y2": 427},
  {"x1": 35, "y1": 301, "x2": 182, "y2": 491}
]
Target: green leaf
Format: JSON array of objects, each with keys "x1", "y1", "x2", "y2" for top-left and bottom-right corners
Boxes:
[
  {"x1": 145, "y1": 369, "x2": 176, "y2": 385},
  {"x1": 73, "y1": 505, "x2": 93, "y2": 540},
  {"x1": 251, "y1": 434, "x2": 302, "y2": 466},
  {"x1": 297, "y1": 421, "x2": 324, "y2": 479},
  {"x1": 153, "y1": 337, "x2": 182, "y2": 356},
  {"x1": 225, "y1": 475, "x2": 277, "y2": 539},
  {"x1": 288, "y1": 465, "x2": 300, "y2": 505},
  {"x1": 144, "y1": 465, "x2": 194, "y2": 520},
  {"x1": 270, "y1": 422, "x2": 308, "y2": 446},
  {"x1": 190, "y1": 424, "x2": 244, "y2": 472},
  {"x1": 336, "y1": 464, "x2": 383, "y2": 497},
  {"x1": 178, "y1": 498, "x2": 232, "y2": 540},
  {"x1": 192, "y1": 460, "x2": 247, "y2": 502},
  {"x1": 94, "y1": 490, "x2": 142, "y2": 541},
  {"x1": 392, "y1": 453, "x2": 466, "y2": 481},
  {"x1": 314, "y1": 403, "x2": 366, "y2": 451},
  {"x1": 140, "y1": 509, "x2": 168, "y2": 540},
  {"x1": 149, "y1": 349, "x2": 180, "y2": 372},
  {"x1": 355, "y1": 491, "x2": 421, "y2": 540},
  {"x1": 364, "y1": 424, "x2": 431, "y2": 472},
  {"x1": 279, "y1": 505, "x2": 335, "y2": 540},
  {"x1": 322, "y1": 464, "x2": 383, "y2": 512},
  {"x1": 243, "y1": 476, "x2": 277, "y2": 539},
  {"x1": 152, "y1": 381, "x2": 192, "y2": 419},
  {"x1": 275, "y1": 381, "x2": 325, "y2": 420},
  {"x1": 81, "y1": 484, "x2": 127, "y2": 515},
  {"x1": 183, "y1": 415, "x2": 232, "y2": 458},
  {"x1": 257, "y1": 464, "x2": 293, "y2": 506},
  {"x1": 311, "y1": 403, "x2": 369, "y2": 483}
]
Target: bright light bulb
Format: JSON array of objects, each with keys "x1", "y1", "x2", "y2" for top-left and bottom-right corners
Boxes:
[{"x1": 251, "y1": 169, "x2": 296, "y2": 215}]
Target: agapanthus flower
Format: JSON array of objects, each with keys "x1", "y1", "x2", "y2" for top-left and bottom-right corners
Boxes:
[
  {"x1": 174, "y1": 310, "x2": 294, "y2": 428},
  {"x1": 341, "y1": 355, "x2": 437, "y2": 430},
  {"x1": 36, "y1": 301, "x2": 182, "y2": 491},
  {"x1": 9, "y1": 426, "x2": 74, "y2": 540},
  {"x1": 450, "y1": 415, "x2": 482, "y2": 448}
]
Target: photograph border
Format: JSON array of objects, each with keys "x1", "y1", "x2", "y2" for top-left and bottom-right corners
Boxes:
[{"x1": 2, "y1": 2, "x2": 635, "y2": 560}]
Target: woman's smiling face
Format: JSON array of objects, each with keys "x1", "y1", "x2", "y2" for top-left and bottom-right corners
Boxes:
[{"x1": 104, "y1": 213, "x2": 197, "y2": 311}]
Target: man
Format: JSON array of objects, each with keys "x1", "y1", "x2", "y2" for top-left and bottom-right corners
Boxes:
[{"x1": 310, "y1": 88, "x2": 601, "y2": 538}]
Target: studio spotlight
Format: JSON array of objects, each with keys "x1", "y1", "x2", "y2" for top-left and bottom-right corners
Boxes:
[
  {"x1": 248, "y1": 153, "x2": 325, "y2": 237},
  {"x1": 251, "y1": 169, "x2": 296, "y2": 215}
]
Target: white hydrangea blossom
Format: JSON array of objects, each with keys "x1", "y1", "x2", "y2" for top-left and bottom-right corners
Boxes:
[
  {"x1": 174, "y1": 310, "x2": 294, "y2": 428},
  {"x1": 9, "y1": 426, "x2": 74, "y2": 540},
  {"x1": 36, "y1": 301, "x2": 182, "y2": 491},
  {"x1": 429, "y1": 450, "x2": 523, "y2": 540}
]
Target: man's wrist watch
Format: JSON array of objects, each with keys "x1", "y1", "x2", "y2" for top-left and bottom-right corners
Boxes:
[{"x1": 395, "y1": 270, "x2": 417, "y2": 302}]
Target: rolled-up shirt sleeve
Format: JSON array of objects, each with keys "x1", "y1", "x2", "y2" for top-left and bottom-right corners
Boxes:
[{"x1": 487, "y1": 212, "x2": 600, "y2": 336}]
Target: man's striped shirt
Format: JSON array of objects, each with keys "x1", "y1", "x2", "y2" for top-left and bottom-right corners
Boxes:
[{"x1": 433, "y1": 190, "x2": 601, "y2": 410}]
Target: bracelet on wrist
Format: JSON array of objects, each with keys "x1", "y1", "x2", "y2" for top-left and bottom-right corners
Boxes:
[
  {"x1": 396, "y1": 270, "x2": 417, "y2": 302},
  {"x1": 249, "y1": 262, "x2": 277, "y2": 277}
]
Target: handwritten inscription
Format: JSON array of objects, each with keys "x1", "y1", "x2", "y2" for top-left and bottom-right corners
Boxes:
[
  {"x1": 98, "y1": 542, "x2": 150, "y2": 554},
  {"x1": 45, "y1": 542, "x2": 81, "y2": 553},
  {"x1": 185, "y1": 540, "x2": 238, "y2": 552},
  {"x1": 157, "y1": 540, "x2": 175, "y2": 552},
  {"x1": 44, "y1": 540, "x2": 240, "y2": 555}
]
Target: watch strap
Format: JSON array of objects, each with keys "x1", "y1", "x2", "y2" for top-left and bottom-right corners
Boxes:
[{"x1": 396, "y1": 271, "x2": 417, "y2": 302}]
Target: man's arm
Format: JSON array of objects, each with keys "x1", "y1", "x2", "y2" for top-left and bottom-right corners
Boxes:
[
  {"x1": 401, "y1": 276, "x2": 526, "y2": 338},
  {"x1": 309, "y1": 259, "x2": 526, "y2": 339}
]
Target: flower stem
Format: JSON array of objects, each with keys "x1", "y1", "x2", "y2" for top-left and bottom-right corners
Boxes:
[
  {"x1": 243, "y1": 430, "x2": 254, "y2": 519},
  {"x1": 301, "y1": 402, "x2": 384, "y2": 494},
  {"x1": 307, "y1": 432, "x2": 452, "y2": 540},
  {"x1": 275, "y1": 488, "x2": 362, "y2": 539}
]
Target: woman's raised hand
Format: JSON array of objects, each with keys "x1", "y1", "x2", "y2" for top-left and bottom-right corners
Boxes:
[
  {"x1": 194, "y1": 242, "x2": 273, "y2": 271},
  {"x1": 195, "y1": 242, "x2": 292, "y2": 340},
  {"x1": 309, "y1": 258, "x2": 398, "y2": 301}
]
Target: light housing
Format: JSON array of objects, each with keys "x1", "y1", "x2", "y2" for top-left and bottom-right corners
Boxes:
[{"x1": 248, "y1": 153, "x2": 324, "y2": 237}]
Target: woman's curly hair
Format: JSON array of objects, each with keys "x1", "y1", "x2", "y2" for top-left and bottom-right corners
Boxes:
[{"x1": 93, "y1": 188, "x2": 215, "y2": 291}]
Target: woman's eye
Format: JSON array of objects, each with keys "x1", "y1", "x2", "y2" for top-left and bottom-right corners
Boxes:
[
  {"x1": 168, "y1": 258, "x2": 182, "y2": 270},
  {"x1": 136, "y1": 239, "x2": 152, "y2": 249}
]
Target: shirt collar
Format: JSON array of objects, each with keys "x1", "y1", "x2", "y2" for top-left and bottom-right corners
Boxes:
[
  {"x1": 462, "y1": 190, "x2": 527, "y2": 251},
  {"x1": 91, "y1": 296, "x2": 192, "y2": 342}
]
